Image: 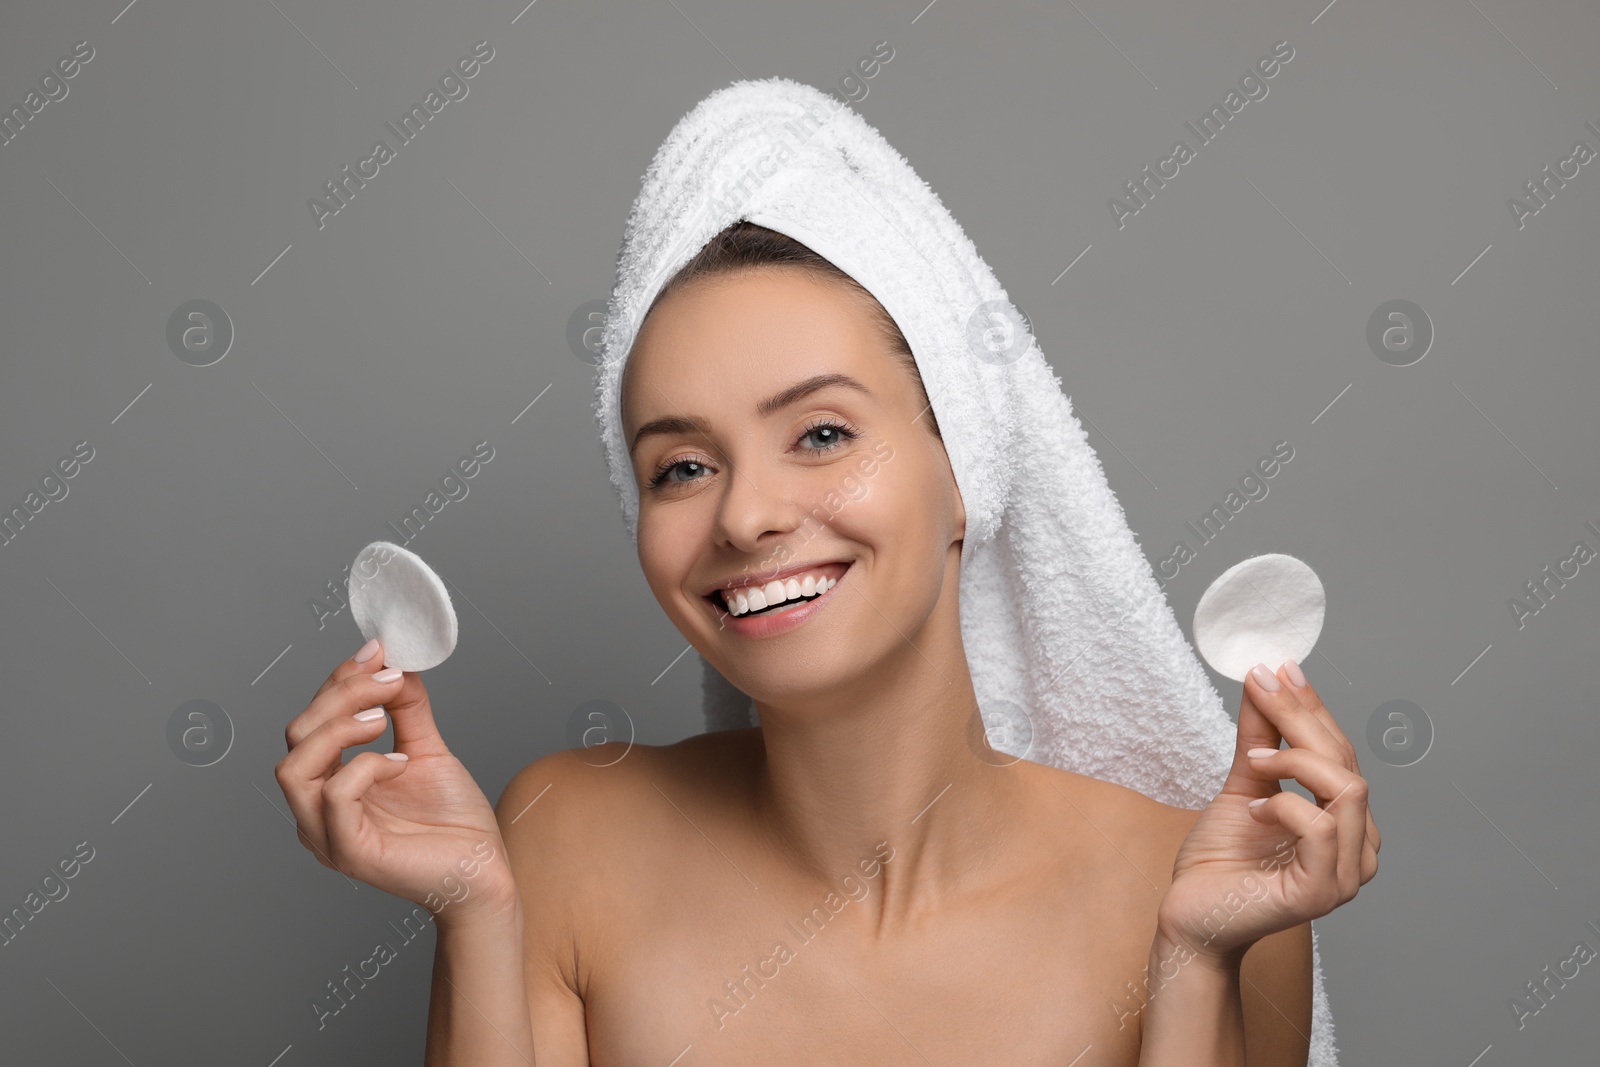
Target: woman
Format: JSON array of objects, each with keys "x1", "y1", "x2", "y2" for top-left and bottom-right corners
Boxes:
[{"x1": 276, "y1": 86, "x2": 1378, "y2": 1066}]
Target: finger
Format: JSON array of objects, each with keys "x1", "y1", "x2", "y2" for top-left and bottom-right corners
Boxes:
[
  {"x1": 323, "y1": 750, "x2": 412, "y2": 869},
  {"x1": 1244, "y1": 663, "x2": 1347, "y2": 766},
  {"x1": 376, "y1": 670, "x2": 449, "y2": 757},
  {"x1": 1276, "y1": 660, "x2": 1381, "y2": 855},
  {"x1": 312, "y1": 636, "x2": 387, "y2": 702},
  {"x1": 1247, "y1": 747, "x2": 1370, "y2": 900},
  {"x1": 276, "y1": 708, "x2": 394, "y2": 849},
  {"x1": 1248, "y1": 791, "x2": 1339, "y2": 896},
  {"x1": 286, "y1": 662, "x2": 406, "y2": 751},
  {"x1": 1275, "y1": 661, "x2": 1358, "y2": 772}
]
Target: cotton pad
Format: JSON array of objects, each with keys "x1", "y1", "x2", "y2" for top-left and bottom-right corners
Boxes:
[
  {"x1": 346, "y1": 541, "x2": 458, "y2": 672},
  {"x1": 1192, "y1": 553, "x2": 1324, "y2": 682}
]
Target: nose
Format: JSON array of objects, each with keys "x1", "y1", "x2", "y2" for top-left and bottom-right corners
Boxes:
[{"x1": 711, "y1": 454, "x2": 807, "y2": 554}]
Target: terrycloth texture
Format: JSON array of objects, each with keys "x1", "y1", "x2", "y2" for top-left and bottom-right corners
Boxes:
[
  {"x1": 591, "y1": 77, "x2": 1339, "y2": 1064},
  {"x1": 347, "y1": 540, "x2": 458, "y2": 672},
  {"x1": 1193, "y1": 553, "x2": 1326, "y2": 682}
]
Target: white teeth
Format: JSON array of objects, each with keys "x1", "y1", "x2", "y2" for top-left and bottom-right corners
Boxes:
[{"x1": 719, "y1": 568, "x2": 842, "y2": 616}]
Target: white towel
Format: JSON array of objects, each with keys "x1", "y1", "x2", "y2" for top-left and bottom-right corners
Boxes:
[{"x1": 590, "y1": 76, "x2": 1338, "y2": 1064}]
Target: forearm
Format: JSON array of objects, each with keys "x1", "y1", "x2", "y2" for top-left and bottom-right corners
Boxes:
[
  {"x1": 1137, "y1": 931, "x2": 1246, "y2": 1067},
  {"x1": 424, "y1": 898, "x2": 536, "y2": 1066}
]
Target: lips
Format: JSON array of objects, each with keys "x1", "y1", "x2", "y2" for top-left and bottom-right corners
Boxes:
[
  {"x1": 710, "y1": 560, "x2": 854, "y2": 637},
  {"x1": 702, "y1": 560, "x2": 853, "y2": 616},
  {"x1": 704, "y1": 559, "x2": 851, "y2": 597}
]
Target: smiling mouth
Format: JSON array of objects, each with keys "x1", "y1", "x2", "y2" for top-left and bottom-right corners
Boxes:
[
  {"x1": 705, "y1": 563, "x2": 851, "y2": 619},
  {"x1": 735, "y1": 590, "x2": 825, "y2": 617}
]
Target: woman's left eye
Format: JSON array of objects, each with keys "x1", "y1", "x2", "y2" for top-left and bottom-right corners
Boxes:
[
  {"x1": 647, "y1": 420, "x2": 859, "y2": 491},
  {"x1": 797, "y1": 419, "x2": 859, "y2": 453}
]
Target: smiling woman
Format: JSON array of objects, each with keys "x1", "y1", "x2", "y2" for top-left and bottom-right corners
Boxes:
[
  {"x1": 277, "y1": 75, "x2": 1373, "y2": 1067},
  {"x1": 619, "y1": 225, "x2": 970, "y2": 694}
]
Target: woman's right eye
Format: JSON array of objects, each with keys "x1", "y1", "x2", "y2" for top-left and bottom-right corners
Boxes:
[{"x1": 648, "y1": 457, "x2": 712, "y2": 489}]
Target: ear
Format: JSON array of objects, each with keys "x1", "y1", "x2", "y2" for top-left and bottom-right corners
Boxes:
[{"x1": 951, "y1": 471, "x2": 967, "y2": 545}]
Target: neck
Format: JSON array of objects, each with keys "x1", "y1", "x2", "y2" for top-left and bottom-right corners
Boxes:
[{"x1": 748, "y1": 591, "x2": 1030, "y2": 936}]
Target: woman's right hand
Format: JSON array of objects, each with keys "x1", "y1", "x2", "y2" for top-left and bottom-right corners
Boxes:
[{"x1": 275, "y1": 638, "x2": 519, "y2": 921}]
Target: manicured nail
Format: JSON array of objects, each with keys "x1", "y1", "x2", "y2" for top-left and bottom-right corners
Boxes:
[
  {"x1": 354, "y1": 638, "x2": 380, "y2": 663},
  {"x1": 1250, "y1": 664, "x2": 1280, "y2": 691},
  {"x1": 1248, "y1": 797, "x2": 1268, "y2": 808},
  {"x1": 374, "y1": 668, "x2": 403, "y2": 684},
  {"x1": 1281, "y1": 659, "x2": 1306, "y2": 688},
  {"x1": 384, "y1": 752, "x2": 409, "y2": 762},
  {"x1": 354, "y1": 707, "x2": 386, "y2": 722},
  {"x1": 1247, "y1": 747, "x2": 1280, "y2": 758}
]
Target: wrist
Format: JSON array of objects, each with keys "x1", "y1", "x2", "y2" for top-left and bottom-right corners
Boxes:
[
  {"x1": 431, "y1": 881, "x2": 523, "y2": 933},
  {"x1": 1150, "y1": 925, "x2": 1246, "y2": 979}
]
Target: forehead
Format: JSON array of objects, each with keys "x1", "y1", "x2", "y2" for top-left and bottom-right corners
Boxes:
[{"x1": 621, "y1": 269, "x2": 889, "y2": 428}]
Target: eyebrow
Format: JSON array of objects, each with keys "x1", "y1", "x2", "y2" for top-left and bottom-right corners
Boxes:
[{"x1": 628, "y1": 372, "x2": 872, "y2": 454}]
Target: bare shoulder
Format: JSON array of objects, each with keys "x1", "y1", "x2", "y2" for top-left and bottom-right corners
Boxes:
[
  {"x1": 494, "y1": 728, "x2": 761, "y2": 897},
  {"x1": 1016, "y1": 761, "x2": 1312, "y2": 1062},
  {"x1": 1016, "y1": 758, "x2": 1200, "y2": 884},
  {"x1": 491, "y1": 729, "x2": 760, "y2": 1008}
]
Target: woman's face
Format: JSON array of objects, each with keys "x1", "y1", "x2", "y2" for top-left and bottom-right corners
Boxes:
[{"x1": 621, "y1": 266, "x2": 966, "y2": 703}]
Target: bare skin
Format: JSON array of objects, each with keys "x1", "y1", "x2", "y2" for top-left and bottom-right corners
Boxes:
[
  {"x1": 496, "y1": 727, "x2": 1316, "y2": 1066},
  {"x1": 277, "y1": 265, "x2": 1377, "y2": 1065}
]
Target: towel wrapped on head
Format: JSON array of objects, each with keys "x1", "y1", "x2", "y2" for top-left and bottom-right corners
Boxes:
[{"x1": 590, "y1": 76, "x2": 1340, "y2": 1064}]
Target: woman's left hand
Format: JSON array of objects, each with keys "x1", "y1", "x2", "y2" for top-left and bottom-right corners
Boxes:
[{"x1": 1157, "y1": 659, "x2": 1381, "y2": 965}]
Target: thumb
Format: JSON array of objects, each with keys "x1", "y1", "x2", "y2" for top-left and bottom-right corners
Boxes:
[
  {"x1": 1220, "y1": 680, "x2": 1284, "y2": 800},
  {"x1": 378, "y1": 670, "x2": 449, "y2": 756}
]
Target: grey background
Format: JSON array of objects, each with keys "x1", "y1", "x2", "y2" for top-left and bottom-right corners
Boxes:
[{"x1": 2, "y1": 0, "x2": 1596, "y2": 1063}]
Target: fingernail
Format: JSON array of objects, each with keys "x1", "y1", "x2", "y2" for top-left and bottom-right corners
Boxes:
[
  {"x1": 384, "y1": 752, "x2": 409, "y2": 762},
  {"x1": 374, "y1": 668, "x2": 403, "y2": 684},
  {"x1": 354, "y1": 707, "x2": 386, "y2": 722},
  {"x1": 1248, "y1": 797, "x2": 1268, "y2": 808},
  {"x1": 1282, "y1": 659, "x2": 1306, "y2": 688},
  {"x1": 1250, "y1": 663, "x2": 1280, "y2": 691},
  {"x1": 1247, "y1": 747, "x2": 1280, "y2": 758},
  {"x1": 354, "y1": 638, "x2": 380, "y2": 663}
]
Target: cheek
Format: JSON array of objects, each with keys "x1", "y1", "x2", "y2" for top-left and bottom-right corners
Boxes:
[
  {"x1": 834, "y1": 445, "x2": 943, "y2": 546},
  {"x1": 636, "y1": 522, "x2": 689, "y2": 600}
]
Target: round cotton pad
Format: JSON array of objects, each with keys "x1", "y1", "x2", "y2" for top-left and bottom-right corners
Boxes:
[
  {"x1": 1192, "y1": 553, "x2": 1324, "y2": 682},
  {"x1": 346, "y1": 541, "x2": 459, "y2": 672}
]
